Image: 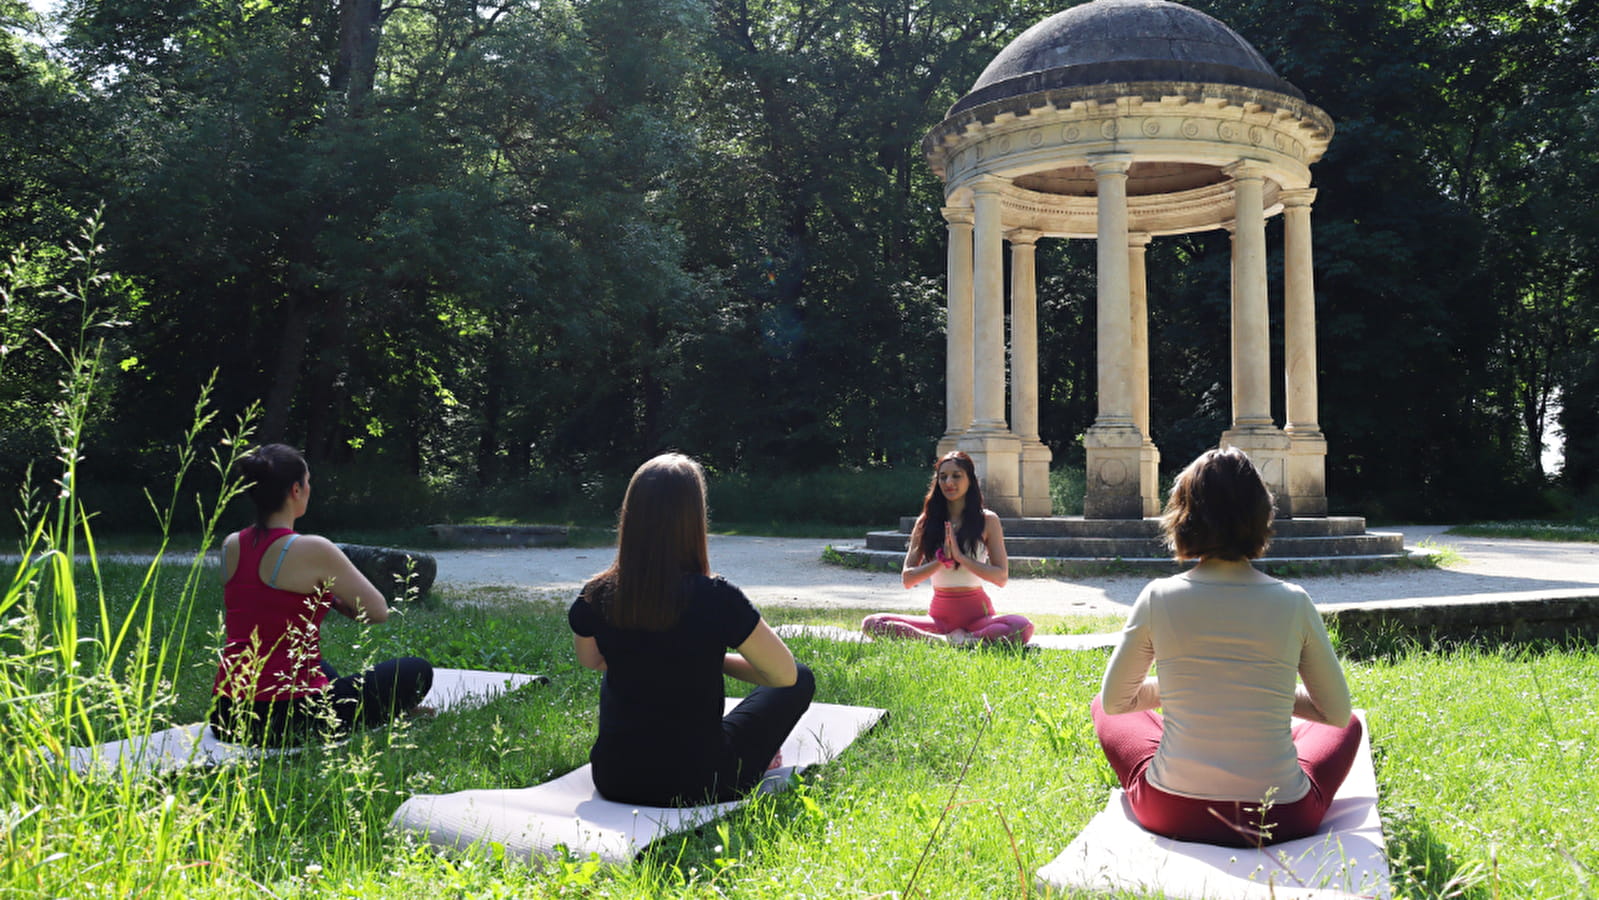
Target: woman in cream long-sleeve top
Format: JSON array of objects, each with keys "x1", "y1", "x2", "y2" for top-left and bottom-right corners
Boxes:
[{"x1": 1092, "y1": 447, "x2": 1362, "y2": 847}]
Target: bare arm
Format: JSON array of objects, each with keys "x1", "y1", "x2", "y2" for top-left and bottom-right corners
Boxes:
[
  {"x1": 272, "y1": 535, "x2": 391, "y2": 623},
  {"x1": 724, "y1": 619, "x2": 798, "y2": 687},
  {"x1": 900, "y1": 517, "x2": 941, "y2": 588},
  {"x1": 220, "y1": 533, "x2": 240, "y2": 584},
  {"x1": 945, "y1": 511, "x2": 1008, "y2": 588},
  {"x1": 573, "y1": 634, "x2": 607, "y2": 671}
]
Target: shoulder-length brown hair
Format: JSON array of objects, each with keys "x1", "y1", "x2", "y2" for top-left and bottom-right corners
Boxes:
[
  {"x1": 588, "y1": 453, "x2": 712, "y2": 630},
  {"x1": 1160, "y1": 447, "x2": 1275, "y2": 561}
]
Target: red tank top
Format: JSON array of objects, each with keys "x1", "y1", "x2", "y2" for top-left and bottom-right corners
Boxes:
[{"x1": 212, "y1": 527, "x2": 333, "y2": 700}]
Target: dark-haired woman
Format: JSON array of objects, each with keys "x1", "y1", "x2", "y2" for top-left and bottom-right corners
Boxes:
[
  {"x1": 861, "y1": 451, "x2": 1033, "y2": 646},
  {"x1": 570, "y1": 453, "x2": 815, "y2": 806},
  {"x1": 210, "y1": 443, "x2": 433, "y2": 745},
  {"x1": 1092, "y1": 447, "x2": 1361, "y2": 846}
]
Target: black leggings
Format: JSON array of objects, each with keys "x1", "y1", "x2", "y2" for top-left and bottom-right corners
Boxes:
[
  {"x1": 210, "y1": 657, "x2": 433, "y2": 746},
  {"x1": 592, "y1": 663, "x2": 817, "y2": 806}
]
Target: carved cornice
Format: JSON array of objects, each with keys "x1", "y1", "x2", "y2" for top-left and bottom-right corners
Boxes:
[{"x1": 926, "y1": 90, "x2": 1329, "y2": 209}]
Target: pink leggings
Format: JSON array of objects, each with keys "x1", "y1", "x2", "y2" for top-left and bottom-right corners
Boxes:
[
  {"x1": 862, "y1": 588, "x2": 1034, "y2": 644},
  {"x1": 1090, "y1": 694, "x2": 1363, "y2": 846}
]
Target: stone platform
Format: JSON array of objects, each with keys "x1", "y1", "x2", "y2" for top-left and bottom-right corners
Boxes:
[{"x1": 835, "y1": 515, "x2": 1418, "y2": 575}]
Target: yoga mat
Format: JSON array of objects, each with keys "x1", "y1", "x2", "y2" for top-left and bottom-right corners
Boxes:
[
  {"x1": 1037, "y1": 711, "x2": 1388, "y2": 899},
  {"x1": 772, "y1": 623, "x2": 874, "y2": 643},
  {"x1": 1026, "y1": 632, "x2": 1121, "y2": 651},
  {"x1": 390, "y1": 700, "x2": 886, "y2": 865},
  {"x1": 63, "y1": 667, "x2": 545, "y2": 778}
]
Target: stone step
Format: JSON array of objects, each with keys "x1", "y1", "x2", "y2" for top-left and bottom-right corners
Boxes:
[
  {"x1": 832, "y1": 546, "x2": 1432, "y2": 576},
  {"x1": 895, "y1": 515, "x2": 1372, "y2": 538},
  {"x1": 865, "y1": 530, "x2": 1404, "y2": 559}
]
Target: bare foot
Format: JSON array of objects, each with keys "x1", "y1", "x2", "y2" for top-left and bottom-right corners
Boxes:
[
  {"x1": 767, "y1": 751, "x2": 783, "y2": 771},
  {"x1": 944, "y1": 628, "x2": 977, "y2": 647}
]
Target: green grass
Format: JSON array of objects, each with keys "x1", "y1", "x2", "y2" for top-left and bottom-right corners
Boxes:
[{"x1": 13, "y1": 555, "x2": 1599, "y2": 897}]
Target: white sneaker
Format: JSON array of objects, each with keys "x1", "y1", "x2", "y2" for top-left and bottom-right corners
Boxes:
[{"x1": 945, "y1": 628, "x2": 977, "y2": 647}]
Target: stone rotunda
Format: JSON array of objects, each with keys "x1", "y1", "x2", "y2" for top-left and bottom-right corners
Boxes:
[{"x1": 849, "y1": 0, "x2": 1406, "y2": 569}]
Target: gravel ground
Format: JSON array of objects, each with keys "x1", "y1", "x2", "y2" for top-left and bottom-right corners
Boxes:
[{"x1": 432, "y1": 525, "x2": 1599, "y2": 618}]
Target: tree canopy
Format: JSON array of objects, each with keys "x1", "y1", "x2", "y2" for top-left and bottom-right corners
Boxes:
[{"x1": 2, "y1": 0, "x2": 1593, "y2": 522}]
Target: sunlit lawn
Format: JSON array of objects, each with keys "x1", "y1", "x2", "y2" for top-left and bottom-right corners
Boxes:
[{"x1": 6, "y1": 559, "x2": 1597, "y2": 898}]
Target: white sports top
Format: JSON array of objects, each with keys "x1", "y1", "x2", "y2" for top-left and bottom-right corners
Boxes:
[{"x1": 930, "y1": 539, "x2": 989, "y2": 589}]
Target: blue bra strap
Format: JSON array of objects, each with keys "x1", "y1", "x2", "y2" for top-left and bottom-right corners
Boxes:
[{"x1": 267, "y1": 534, "x2": 300, "y2": 587}]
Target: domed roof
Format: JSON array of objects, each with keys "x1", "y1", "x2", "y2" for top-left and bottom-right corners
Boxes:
[{"x1": 948, "y1": 0, "x2": 1301, "y2": 117}]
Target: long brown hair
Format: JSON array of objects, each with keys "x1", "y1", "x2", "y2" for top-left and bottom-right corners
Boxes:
[
  {"x1": 916, "y1": 451, "x2": 987, "y2": 563},
  {"x1": 587, "y1": 453, "x2": 712, "y2": 630}
]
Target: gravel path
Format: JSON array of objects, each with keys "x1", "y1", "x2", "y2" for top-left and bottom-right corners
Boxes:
[{"x1": 432, "y1": 525, "x2": 1599, "y2": 618}]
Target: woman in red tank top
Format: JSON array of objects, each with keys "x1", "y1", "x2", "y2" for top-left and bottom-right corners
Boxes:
[{"x1": 210, "y1": 443, "x2": 433, "y2": 745}]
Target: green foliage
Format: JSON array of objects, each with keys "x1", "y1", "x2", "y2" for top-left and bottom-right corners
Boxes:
[{"x1": 3, "y1": 0, "x2": 1597, "y2": 523}]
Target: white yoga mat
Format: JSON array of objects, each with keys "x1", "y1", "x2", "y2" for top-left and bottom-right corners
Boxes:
[
  {"x1": 772, "y1": 623, "x2": 874, "y2": 643},
  {"x1": 1037, "y1": 710, "x2": 1388, "y2": 899},
  {"x1": 391, "y1": 700, "x2": 887, "y2": 865},
  {"x1": 64, "y1": 667, "x2": 545, "y2": 778},
  {"x1": 771, "y1": 622, "x2": 1122, "y2": 651},
  {"x1": 1026, "y1": 632, "x2": 1121, "y2": 651}
]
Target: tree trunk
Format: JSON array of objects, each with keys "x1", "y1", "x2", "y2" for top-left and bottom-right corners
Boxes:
[
  {"x1": 261, "y1": 294, "x2": 310, "y2": 443},
  {"x1": 334, "y1": 0, "x2": 383, "y2": 115}
]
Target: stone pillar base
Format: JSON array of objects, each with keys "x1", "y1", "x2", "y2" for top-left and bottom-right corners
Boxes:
[
  {"x1": 1085, "y1": 425, "x2": 1146, "y2": 519},
  {"x1": 1138, "y1": 441, "x2": 1162, "y2": 517},
  {"x1": 1019, "y1": 440, "x2": 1054, "y2": 517},
  {"x1": 936, "y1": 432, "x2": 963, "y2": 459},
  {"x1": 956, "y1": 430, "x2": 1023, "y2": 517},
  {"x1": 1220, "y1": 426, "x2": 1292, "y2": 517},
  {"x1": 1283, "y1": 430, "x2": 1329, "y2": 517}
]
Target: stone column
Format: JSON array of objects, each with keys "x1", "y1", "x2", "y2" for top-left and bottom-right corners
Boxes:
[
  {"x1": 1280, "y1": 188, "x2": 1328, "y2": 516},
  {"x1": 938, "y1": 204, "x2": 975, "y2": 457},
  {"x1": 956, "y1": 176, "x2": 1021, "y2": 515},
  {"x1": 1228, "y1": 227, "x2": 1239, "y2": 427},
  {"x1": 1128, "y1": 232, "x2": 1160, "y2": 517},
  {"x1": 1084, "y1": 154, "x2": 1145, "y2": 518},
  {"x1": 1220, "y1": 161, "x2": 1289, "y2": 504},
  {"x1": 1010, "y1": 230, "x2": 1053, "y2": 516}
]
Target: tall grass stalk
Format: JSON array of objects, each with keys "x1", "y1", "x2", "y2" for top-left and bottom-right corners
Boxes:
[{"x1": 1, "y1": 217, "x2": 264, "y2": 895}]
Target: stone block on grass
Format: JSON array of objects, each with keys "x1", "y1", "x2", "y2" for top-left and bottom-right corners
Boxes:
[{"x1": 336, "y1": 543, "x2": 436, "y2": 600}]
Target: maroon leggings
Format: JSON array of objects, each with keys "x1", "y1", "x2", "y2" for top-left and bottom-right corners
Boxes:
[
  {"x1": 862, "y1": 587, "x2": 1034, "y2": 644},
  {"x1": 1090, "y1": 695, "x2": 1363, "y2": 846}
]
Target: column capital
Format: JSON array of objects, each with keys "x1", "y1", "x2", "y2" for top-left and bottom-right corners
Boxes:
[
  {"x1": 1089, "y1": 153, "x2": 1134, "y2": 176},
  {"x1": 1224, "y1": 159, "x2": 1271, "y2": 182},
  {"x1": 1279, "y1": 187, "x2": 1318, "y2": 210},
  {"x1": 941, "y1": 205, "x2": 974, "y2": 226},
  {"x1": 970, "y1": 173, "x2": 1011, "y2": 195},
  {"x1": 1128, "y1": 232, "x2": 1153, "y2": 250},
  {"x1": 1007, "y1": 228, "x2": 1041, "y2": 246}
]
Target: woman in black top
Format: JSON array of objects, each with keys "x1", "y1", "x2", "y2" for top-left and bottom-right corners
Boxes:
[{"x1": 569, "y1": 453, "x2": 815, "y2": 806}]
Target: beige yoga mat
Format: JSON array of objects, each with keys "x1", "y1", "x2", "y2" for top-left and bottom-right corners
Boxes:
[
  {"x1": 1037, "y1": 710, "x2": 1388, "y2": 899},
  {"x1": 64, "y1": 667, "x2": 545, "y2": 778},
  {"x1": 390, "y1": 700, "x2": 887, "y2": 865}
]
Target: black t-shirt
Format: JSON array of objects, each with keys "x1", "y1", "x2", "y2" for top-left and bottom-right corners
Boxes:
[{"x1": 569, "y1": 574, "x2": 760, "y2": 767}]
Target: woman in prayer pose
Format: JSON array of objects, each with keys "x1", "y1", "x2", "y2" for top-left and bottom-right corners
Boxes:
[
  {"x1": 1093, "y1": 447, "x2": 1362, "y2": 846},
  {"x1": 861, "y1": 451, "x2": 1033, "y2": 646},
  {"x1": 570, "y1": 452, "x2": 814, "y2": 805},
  {"x1": 211, "y1": 443, "x2": 433, "y2": 744}
]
